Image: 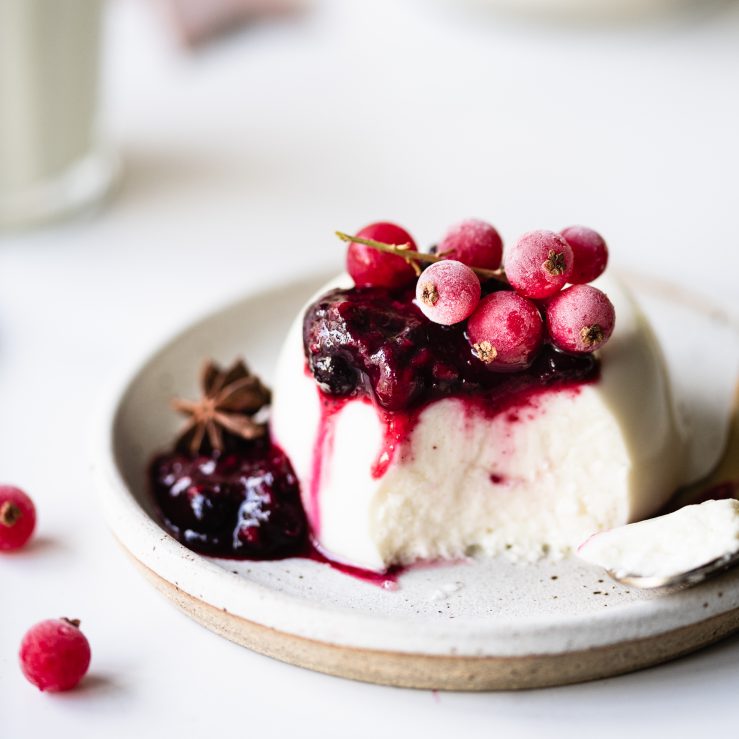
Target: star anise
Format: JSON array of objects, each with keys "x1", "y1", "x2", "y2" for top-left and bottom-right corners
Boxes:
[{"x1": 172, "y1": 358, "x2": 271, "y2": 455}]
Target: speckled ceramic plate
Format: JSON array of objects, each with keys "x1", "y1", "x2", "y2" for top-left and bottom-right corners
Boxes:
[{"x1": 94, "y1": 271, "x2": 739, "y2": 691}]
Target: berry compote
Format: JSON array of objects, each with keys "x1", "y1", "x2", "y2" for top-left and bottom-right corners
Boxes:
[
  {"x1": 303, "y1": 283, "x2": 598, "y2": 413},
  {"x1": 150, "y1": 437, "x2": 307, "y2": 559}
]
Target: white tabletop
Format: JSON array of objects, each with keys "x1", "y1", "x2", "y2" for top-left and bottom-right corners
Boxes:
[{"x1": 1, "y1": 0, "x2": 738, "y2": 736}]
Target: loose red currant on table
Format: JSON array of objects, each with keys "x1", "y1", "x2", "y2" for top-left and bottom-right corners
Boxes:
[
  {"x1": 560, "y1": 225, "x2": 609, "y2": 284},
  {"x1": 415, "y1": 260, "x2": 481, "y2": 325},
  {"x1": 505, "y1": 230, "x2": 574, "y2": 299},
  {"x1": 19, "y1": 618, "x2": 91, "y2": 692},
  {"x1": 346, "y1": 222, "x2": 418, "y2": 288},
  {"x1": 546, "y1": 284, "x2": 616, "y2": 353},
  {"x1": 0, "y1": 485, "x2": 36, "y2": 551},
  {"x1": 437, "y1": 218, "x2": 503, "y2": 271},
  {"x1": 467, "y1": 291, "x2": 544, "y2": 369}
]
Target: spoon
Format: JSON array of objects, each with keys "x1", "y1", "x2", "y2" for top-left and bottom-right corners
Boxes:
[
  {"x1": 578, "y1": 497, "x2": 739, "y2": 591},
  {"x1": 609, "y1": 548, "x2": 739, "y2": 591}
]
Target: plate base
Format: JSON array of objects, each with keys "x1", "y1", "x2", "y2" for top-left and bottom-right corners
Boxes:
[{"x1": 132, "y1": 551, "x2": 739, "y2": 691}]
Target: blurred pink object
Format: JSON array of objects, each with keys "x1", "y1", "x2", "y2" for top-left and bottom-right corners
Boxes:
[{"x1": 156, "y1": 0, "x2": 300, "y2": 47}]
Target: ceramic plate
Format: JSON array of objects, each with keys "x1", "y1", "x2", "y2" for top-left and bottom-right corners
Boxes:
[{"x1": 94, "y1": 271, "x2": 739, "y2": 690}]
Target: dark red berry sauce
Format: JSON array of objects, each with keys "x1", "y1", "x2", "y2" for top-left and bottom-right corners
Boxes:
[
  {"x1": 303, "y1": 284, "x2": 598, "y2": 412},
  {"x1": 150, "y1": 438, "x2": 307, "y2": 559}
]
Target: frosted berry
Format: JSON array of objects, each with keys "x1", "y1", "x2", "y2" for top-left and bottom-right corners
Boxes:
[
  {"x1": 19, "y1": 618, "x2": 91, "y2": 692},
  {"x1": 546, "y1": 284, "x2": 616, "y2": 353},
  {"x1": 346, "y1": 222, "x2": 418, "y2": 289},
  {"x1": 505, "y1": 230, "x2": 574, "y2": 299},
  {"x1": 0, "y1": 485, "x2": 36, "y2": 551},
  {"x1": 560, "y1": 225, "x2": 609, "y2": 284},
  {"x1": 437, "y1": 218, "x2": 503, "y2": 270},
  {"x1": 467, "y1": 291, "x2": 544, "y2": 368},
  {"x1": 416, "y1": 260, "x2": 481, "y2": 325}
]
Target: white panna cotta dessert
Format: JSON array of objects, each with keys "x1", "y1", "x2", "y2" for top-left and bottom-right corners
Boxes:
[
  {"x1": 272, "y1": 273, "x2": 687, "y2": 573},
  {"x1": 272, "y1": 222, "x2": 690, "y2": 573}
]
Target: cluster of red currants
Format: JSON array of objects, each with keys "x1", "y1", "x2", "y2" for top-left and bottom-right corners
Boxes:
[
  {"x1": 345, "y1": 220, "x2": 615, "y2": 370},
  {"x1": 1, "y1": 485, "x2": 91, "y2": 692}
]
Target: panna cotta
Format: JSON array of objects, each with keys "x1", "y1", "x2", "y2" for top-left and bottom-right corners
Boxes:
[{"x1": 272, "y1": 274, "x2": 688, "y2": 572}]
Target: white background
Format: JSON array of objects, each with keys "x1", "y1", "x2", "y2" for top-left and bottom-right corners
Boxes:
[{"x1": 1, "y1": 0, "x2": 738, "y2": 736}]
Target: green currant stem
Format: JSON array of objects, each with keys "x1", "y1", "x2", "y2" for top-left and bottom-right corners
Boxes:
[{"x1": 335, "y1": 231, "x2": 509, "y2": 285}]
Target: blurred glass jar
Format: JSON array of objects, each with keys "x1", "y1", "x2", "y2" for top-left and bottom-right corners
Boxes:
[{"x1": 0, "y1": 0, "x2": 117, "y2": 229}]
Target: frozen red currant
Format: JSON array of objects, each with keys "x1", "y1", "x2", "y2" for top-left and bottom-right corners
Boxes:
[
  {"x1": 0, "y1": 485, "x2": 36, "y2": 551},
  {"x1": 467, "y1": 291, "x2": 544, "y2": 368},
  {"x1": 546, "y1": 284, "x2": 615, "y2": 353},
  {"x1": 505, "y1": 230, "x2": 574, "y2": 299},
  {"x1": 415, "y1": 260, "x2": 481, "y2": 325},
  {"x1": 19, "y1": 618, "x2": 91, "y2": 692},
  {"x1": 346, "y1": 222, "x2": 418, "y2": 289},
  {"x1": 560, "y1": 225, "x2": 609, "y2": 284},
  {"x1": 437, "y1": 218, "x2": 503, "y2": 270}
]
